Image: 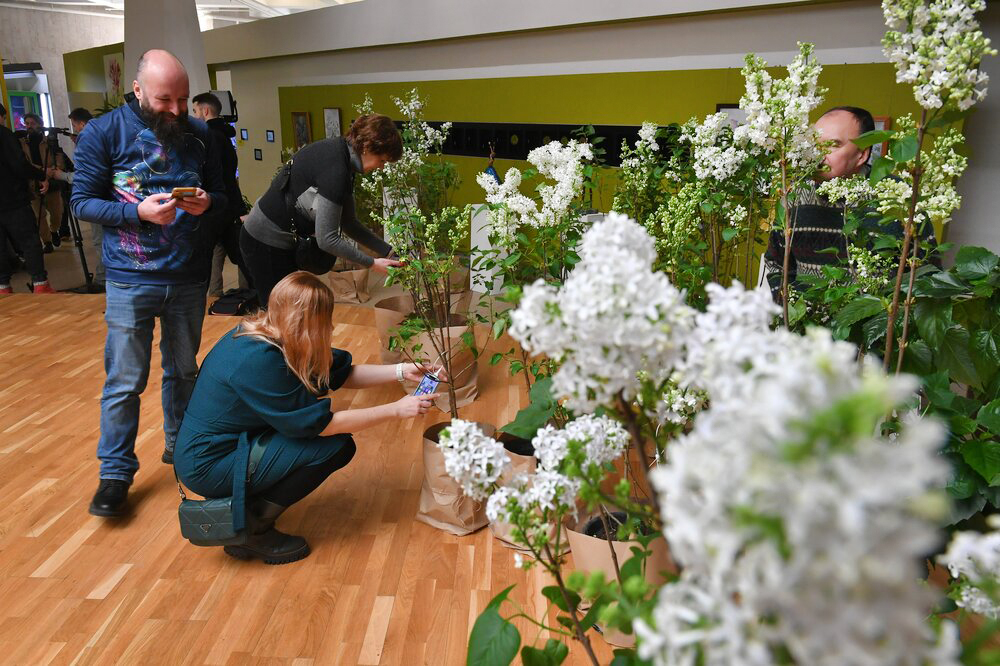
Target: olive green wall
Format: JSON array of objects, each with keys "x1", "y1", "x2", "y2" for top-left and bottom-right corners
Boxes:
[
  {"x1": 274, "y1": 63, "x2": 923, "y2": 208},
  {"x1": 63, "y1": 42, "x2": 124, "y2": 95}
]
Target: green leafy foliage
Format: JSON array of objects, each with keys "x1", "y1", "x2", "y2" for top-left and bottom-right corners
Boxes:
[{"x1": 467, "y1": 586, "x2": 521, "y2": 666}]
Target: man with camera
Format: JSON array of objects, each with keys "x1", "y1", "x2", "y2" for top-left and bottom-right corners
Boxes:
[
  {"x1": 71, "y1": 49, "x2": 227, "y2": 517},
  {"x1": 0, "y1": 103, "x2": 55, "y2": 294},
  {"x1": 20, "y1": 113, "x2": 67, "y2": 253}
]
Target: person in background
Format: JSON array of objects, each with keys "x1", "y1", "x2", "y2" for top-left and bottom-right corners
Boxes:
[
  {"x1": 49, "y1": 108, "x2": 104, "y2": 289},
  {"x1": 191, "y1": 92, "x2": 251, "y2": 297},
  {"x1": 20, "y1": 112, "x2": 67, "y2": 252},
  {"x1": 763, "y1": 106, "x2": 875, "y2": 300},
  {"x1": 240, "y1": 114, "x2": 403, "y2": 306},
  {"x1": 71, "y1": 49, "x2": 227, "y2": 517},
  {"x1": 174, "y1": 271, "x2": 442, "y2": 564},
  {"x1": 0, "y1": 103, "x2": 55, "y2": 294}
]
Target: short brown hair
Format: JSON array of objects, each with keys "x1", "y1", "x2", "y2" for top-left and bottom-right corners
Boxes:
[{"x1": 347, "y1": 114, "x2": 403, "y2": 162}]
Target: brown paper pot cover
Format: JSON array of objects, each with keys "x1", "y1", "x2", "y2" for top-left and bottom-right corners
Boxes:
[
  {"x1": 373, "y1": 294, "x2": 416, "y2": 364},
  {"x1": 328, "y1": 268, "x2": 370, "y2": 304},
  {"x1": 415, "y1": 421, "x2": 496, "y2": 536},
  {"x1": 566, "y1": 516, "x2": 676, "y2": 648},
  {"x1": 400, "y1": 315, "x2": 479, "y2": 412}
]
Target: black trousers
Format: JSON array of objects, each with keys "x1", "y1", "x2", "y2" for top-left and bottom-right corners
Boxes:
[
  {"x1": 239, "y1": 226, "x2": 297, "y2": 308},
  {"x1": 0, "y1": 204, "x2": 47, "y2": 284}
]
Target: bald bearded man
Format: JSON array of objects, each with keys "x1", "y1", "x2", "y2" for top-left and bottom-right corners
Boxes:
[{"x1": 71, "y1": 49, "x2": 227, "y2": 517}]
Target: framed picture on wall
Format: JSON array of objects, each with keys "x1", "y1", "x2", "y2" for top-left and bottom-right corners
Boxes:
[
  {"x1": 870, "y1": 116, "x2": 892, "y2": 162},
  {"x1": 324, "y1": 108, "x2": 342, "y2": 138},
  {"x1": 716, "y1": 103, "x2": 748, "y2": 127},
  {"x1": 240, "y1": 128, "x2": 248, "y2": 140},
  {"x1": 291, "y1": 111, "x2": 312, "y2": 150},
  {"x1": 254, "y1": 148, "x2": 263, "y2": 161},
  {"x1": 266, "y1": 129, "x2": 275, "y2": 143}
]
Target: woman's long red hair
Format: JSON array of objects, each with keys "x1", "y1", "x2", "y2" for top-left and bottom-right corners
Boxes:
[{"x1": 235, "y1": 271, "x2": 334, "y2": 394}]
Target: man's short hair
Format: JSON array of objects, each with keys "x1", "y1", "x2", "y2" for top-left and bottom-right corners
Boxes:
[
  {"x1": 68, "y1": 108, "x2": 93, "y2": 123},
  {"x1": 192, "y1": 92, "x2": 222, "y2": 116},
  {"x1": 821, "y1": 106, "x2": 875, "y2": 137},
  {"x1": 24, "y1": 112, "x2": 42, "y2": 124}
]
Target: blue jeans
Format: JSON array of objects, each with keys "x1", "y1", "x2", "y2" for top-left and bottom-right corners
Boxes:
[{"x1": 98, "y1": 281, "x2": 206, "y2": 482}]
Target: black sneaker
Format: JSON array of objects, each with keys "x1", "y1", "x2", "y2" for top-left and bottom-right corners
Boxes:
[
  {"x1": 51, "y1": 236, "x2": 61, "y2": 248},
  {"x1": 88, "y1": 479, "x2": 130, "y2": 517},
  {"x1": 161, "y1": 448, "x2": 174, "y2": 464},
  {"x1": 42, "y1": 242, "x2": 54, "y2": 254}
]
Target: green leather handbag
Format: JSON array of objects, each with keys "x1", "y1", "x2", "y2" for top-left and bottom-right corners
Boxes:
[{"x1": 178, "y1": 496, "x2": 246, "y2": 547}]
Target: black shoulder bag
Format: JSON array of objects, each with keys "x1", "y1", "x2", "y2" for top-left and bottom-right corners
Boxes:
[{"x1": 280, "y1": 159, "x2": 337, "y2": 275}]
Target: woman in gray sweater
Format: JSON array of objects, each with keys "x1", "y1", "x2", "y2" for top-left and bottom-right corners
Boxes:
[{"x1": 240, "y1": 114, "x2": 403, "y2": 305}]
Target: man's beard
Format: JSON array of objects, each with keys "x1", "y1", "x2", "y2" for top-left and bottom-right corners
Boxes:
[{"x1": 138, "y1": 98, "x2": 190, "y2": 152}]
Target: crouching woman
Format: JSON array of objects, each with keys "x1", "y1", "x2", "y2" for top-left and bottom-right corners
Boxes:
[{"x1": 173, "y1": 271, "x2": 439, "y2": 564}]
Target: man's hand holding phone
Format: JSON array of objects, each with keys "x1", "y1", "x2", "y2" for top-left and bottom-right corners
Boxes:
[
  {"x1": 137, "y1": 192, "x2": 178, "y2": 225},
  {"x1": 172, "y1": 187, "x2": 211, "y2": 216}
]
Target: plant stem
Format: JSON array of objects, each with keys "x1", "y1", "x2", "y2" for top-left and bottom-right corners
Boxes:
[
  {"x1": 895, "y1": 223, "x2": 923, "y2": 374},
  {"x1": 598, "y1": 505, "x2": 623, "y2": 587},
  {"x1": 744, "y1": 191, "x2": 757, "y2": 286},
  {"x1": 883, "y1": 109, "x2": 928, "y2": 372},
  {"x1": 542, "y1": 541, "x2": 600, "y2": 666},
  {"x1": 615, "y1": 392, "x2": 662, "y2": 520},
  {"x1": 779, "y1": 159, "x2": 792, "y2": 328}
]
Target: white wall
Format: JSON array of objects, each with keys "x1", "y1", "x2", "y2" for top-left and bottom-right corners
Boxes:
[
  {"x1": 203, "y1": 0, "x2": 833, "y2": 64},
  {"x1": 0, "y1": 6, "x2": 122, "y2": 153},
  {"x1": 950, "y1": 2, "x2": 1000, "y2": 255}
]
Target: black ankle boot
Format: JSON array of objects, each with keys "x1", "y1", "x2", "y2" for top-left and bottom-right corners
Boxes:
[{"x1": 223, "y1": 499, "x2": 310, "y2": 565}]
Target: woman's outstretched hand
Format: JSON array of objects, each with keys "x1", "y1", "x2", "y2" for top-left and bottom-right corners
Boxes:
[
  {"x1": 394, "y1": 393, "x2": 439, "y2": 418},
  {"x1": 372, "y1": 258, "x2": 404, "y2": 274}
]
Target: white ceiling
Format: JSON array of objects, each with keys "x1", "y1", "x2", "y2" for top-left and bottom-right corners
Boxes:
[{"x1": 0, "y1": 0, "x2": 363, "y2": 29}]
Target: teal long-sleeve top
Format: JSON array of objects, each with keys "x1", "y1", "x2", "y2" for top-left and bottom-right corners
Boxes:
[{"x1": 174, "y1": 326, "x2": 353, "y2": 529}]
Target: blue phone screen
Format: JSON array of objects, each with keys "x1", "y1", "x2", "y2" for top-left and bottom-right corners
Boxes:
[{"x1": 414, "y1": 375, "x2": 439, "y2": 396}]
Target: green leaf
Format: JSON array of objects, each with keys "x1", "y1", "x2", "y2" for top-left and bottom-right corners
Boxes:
[
  {"x1": 954, "y1": 246, "x2": 999, "y2": 282},
  {"x1": 977, "y1": 399, "x2": 1000, "y2": 435},
  {"x1": 927, "y1": 107, "x2": 973, "y2": 128},
  {"x1": 852, "y1": 129, "x2": 895, "y2": 149},
  {"x1": 500, "y1": 377, "x2": 557, "y2": 438},
  {"x1": 490, "y1": 353, "x2": 504, "y2": 366},
  {"x1": 520, "y1": 640, "x2": 569, "y2": 666},
  {"x1": 541, "y1": 585, "x2": 580, "y2": 613},
  {"x1": 973, "y1": 330, "x2": 1000, "y2": 385},
  {"x1": 939, "y1": 325, "x2": 982, "y2": 389},
  {"x1": 492, "y1": 318, "x2": 507, "y2": 340},
  {"x1": 947, "y1": 459, "x2": 980, "y2": 500},
  {"x1": 959, "y1": 439, "x2": 1000, "y2": 486},
  {"x1": 889, "y1": 133, "x2": 919, "y2": 162},
  {"x1": 468, "y1": 586, "x2": 520, "y2": 666},
  {"x1": 903, "y1": 339, "x2": 934, "y2": 376},
  {"x1": 914, "y1": 271, "x2": 970, "y2": 298},
  {"x1": 721, "y1": 228, "x2": 739, "y2": 242},
  {"x1": 913, "y1": 299, "x2": 953, "y2": 347},
  {"x1": 831, "y1": 295, "x2": 884, "y2": 330},
  {"x1": 578, "y1": 596, "x2": 609, "y2": 631},
  {"x1": 869, "y1": 156, "x2": 896, "y2": 184},
  {"x1": 609, "y1": 649, "x2": 644, "y2": 666},
  {"x1": 862, "y1": 310, "x2": 889, "y2": 348}
]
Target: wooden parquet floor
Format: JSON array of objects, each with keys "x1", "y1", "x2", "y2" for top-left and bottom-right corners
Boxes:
[{"x1": 0, "y1": 294, "x2": 614, "y2": 666}]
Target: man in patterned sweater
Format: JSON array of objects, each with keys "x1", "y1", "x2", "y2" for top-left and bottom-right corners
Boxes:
[{"x1": 764, "y1": 106, "x2": 877, "y2": 301}]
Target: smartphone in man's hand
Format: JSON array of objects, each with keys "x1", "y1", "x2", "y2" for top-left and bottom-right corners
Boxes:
[{"x1": 170, "y1": 187, "x2": 197, "y2": 199}]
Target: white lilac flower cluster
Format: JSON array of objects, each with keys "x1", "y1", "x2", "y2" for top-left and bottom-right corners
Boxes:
[
  {"x1": 509, "y1": 213, "x2": 696, "y2": 411},
  {"x1": 644, "y1": 183, "x2": 702, "y2": 262},
  {"x1": 681, "y1": 112, "x2": 748, "y2": 183},
  {"x1": 882, "y1": 0, "x2": 996, "y2": 110},
  {"x1": 612, "y1": 122, "x2": 666, "y2": 225},
  {"x1": 477, "y1": 140, "x2": 594, "y2": 244},
  {"x1": 437, "y1": 420, "x2": 509, "y2": 501},
  {"x1": 633, "y1": 283, "x2": 957, "y2": 665},
  {"x1": 871, "y1": 125, "x2": 967, "y2": 228},
  {"x1": 736, "y1": 43, "x2": 826, "y2": 169},
  {"x1": 484, "y1": 415, "x2": 628, "y2": 530},
  {"x1": 816, "y1": 174, "x2": 877, "y2": 207},
  {"x1": 939, "y1": 515, "x2": 1000, "y2": 618},
  {"x1": 848, "y1": 244, "x2": 897, "y2": 293}
]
